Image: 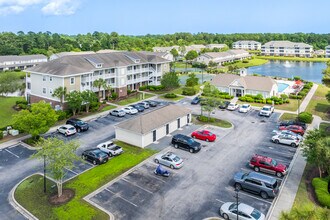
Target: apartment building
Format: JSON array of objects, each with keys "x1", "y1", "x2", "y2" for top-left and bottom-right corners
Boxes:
[
  {"x1": 0, "y1": 54, "x2": 47, "y2": 72},
  {"x1": 49, "y1": 51, "x2": 95, "y2": 61},
  {"x1": 261, "y1": 41, "x2": 313, "y2": 57},
  {"x1": 232, "y1": 41, "x2": 261, "y2": 50},
  {"x1": 325, "y1": 46, "x2": 330, "y2": 58},
  {"x1": 25, "y1": 52, "x2": 171, "y2": 107},
  {"x1": 195, "y1": 50, "x2": 250, "y2": 65},
  {"x1": 152, "y1": 44, "x2": 228, "y2": 56}
]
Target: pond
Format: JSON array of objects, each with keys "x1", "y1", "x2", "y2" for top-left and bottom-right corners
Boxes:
[{"x1": 247, "y1": 60, "x2": 326, "y2": 83}]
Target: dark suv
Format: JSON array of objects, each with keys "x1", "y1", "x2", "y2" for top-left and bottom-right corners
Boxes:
[
  {"x1": 66, "y1": 118, "x2": 89, "y2": 132},
  {"x1": 171, "y1": 134, "x2": 201, "y2": 153},
  {"x1": 233, "y1": 171, "x2": 279, "y2": 199},
  {"x1": 82, "y1": 148, "x2": 109, "y2": 165}
]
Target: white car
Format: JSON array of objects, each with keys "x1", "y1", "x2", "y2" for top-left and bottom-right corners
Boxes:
[
  {"x1": 122, "y1": 106, "x2": 138, "y2": 115},
  {"x1": 272, "y1": 134, "x2": 300, "y2": 147},
  {"x1": 220, "y1": 202, "x2": 265, "y2": 220},
  {"x1": 154, "y1": 152, "x2": 183, "y2": 169},
  {"x1": 259, "y1": 105, "x2": 274, "y2": 117},
  {"x1": 110, "y1": 109, "x2": 126, "y2": 117},
  {"x1": 239, "y1": 104, "x2": 251, "y2": 113},
  {"x1": 57, "y1": 124, "x2": 77, "y2": 136},
  {"x1": 272, "y1": 130, "x2": 303, "y2": 140},
  {"x1": 97, "y1": 141, "x2": 123, "y2": 157},
  {"x1": 227, "y1": 103, "x2": 239, "y2": 111}
]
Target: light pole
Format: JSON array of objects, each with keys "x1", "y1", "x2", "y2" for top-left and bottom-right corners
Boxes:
[
  {"x1": 43, "y1": 155, "x2": 46, "y2": 193},
  {"x1": 234, "y1": 188, "x2": 240, "y2": 220}
]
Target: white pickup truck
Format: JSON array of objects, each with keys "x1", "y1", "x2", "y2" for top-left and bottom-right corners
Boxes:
[
  {"x1": 259, "y1": 105, "x2": 274, "y2": 117},
  {"x1": 97, "y1": 141, "x2": 123, "y2": 157}
]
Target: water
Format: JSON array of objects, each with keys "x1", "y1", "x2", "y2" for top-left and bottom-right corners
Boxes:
[
  {"x1": 247, "y1": 60, "x2": 326, "y2": 83},
  {"x1": 278, "y1": 83, "x2": 289, "y2": 92}
]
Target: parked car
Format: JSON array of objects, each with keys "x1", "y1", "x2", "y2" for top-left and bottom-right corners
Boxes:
[
  {"x1": 239, "y1": 104, "x2": 251, "y2": 113},
  {"x1": 122, "y1": 106, "x2": 138, "y2": 115},
  {"x1": 57, "y1": 124, "x2": 77, "y2": 136},
  {"x1": 249, "y1": 154, "x2": 287, "y2": 177},
  {"x1": 191, "y1": 130, "x2": 216, "y2": 142},
  {"x1": 66, "y1": 118, "x2": 89, "y2": 132},
  {"x1": 144, "y1": 100, "x2": 158, "y2": 107},
  {"x1": 233, "y1": 171, "x2": 279, "y2": 199},
  {"x1": 271, "y1": 134, "x2": 300, "y2": 147},
  {"x1": 81, "y1": 148, "x2": 109, "y2": 165},
  {"x1": 279, "y1": 120, "x2": 307, "y2": 130},
  {"x1": 110, "y1": 109, "x2": 126, "y2": 117},
  {"x1": 220, "y1": 202, "x2": 265, "y2": 220},
  {"x1": 97, "y1": 141, "x2": 123, "y2": 157},
  {"x1": 171, "y1": 134, "x2": 201, "y2": 153},
  {"x1": 227, "y1": 103, "x2": 239, "y2": 111},
  {"x1": 219, "y1": 101, "x2": 230, "y2": 109},
  {"x1": 129, "y1": 104, "x2": 145, "y2": 112},
  {"x1": 191, "y1": 96, "x2": 200, "y2": 105},
  {"x1": 154, "y1": 152, "x2": 183, "y2": 169},
  {"x1": 279, "y1": 125, "x2": 305, "y2": 135},
  {"x1": 137, "y1": 102, "x2": 150, "y2": 109},
  {"x1": 272, "y1": 130, "x2": 303, "y2": 140},
  {"x1": 259, "y1": 105, "x2": 274, "y2": 117}
]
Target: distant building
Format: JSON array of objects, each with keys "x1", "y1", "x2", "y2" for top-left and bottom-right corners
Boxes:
[
  {"x1": 205, "y1": 44, "x2": 227, "y2": 50},
  {"x1": 0, "y1": 54, "x2": 47, "y2": 72},
  {"x1": 153, "y1": 44, "x2": 228, "y2": 56},
  {"x1": 261, "y1": 41, "x2": 313, "y2": 57},
  {"x1": 49, "y1": 51, "x2": 96, "y2": 61},
  {"x1": 195, "y1": 50, "x2": 250, "y2": 65},
  {"x1": 153, "y1": 46, "x2": 179, "y2": 53},
  {"x1": 325, "y1": 46, "x2": 330, "y2": 58},
  {"x1": 232, "y1": 41, "x2": 261, "y2": 50},
  {"x1": 314, "y1": 49, "x2": 325, "y2": 57}
]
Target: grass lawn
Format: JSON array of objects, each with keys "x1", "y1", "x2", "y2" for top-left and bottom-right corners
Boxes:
[
  {"x1": 237, "y1": 98, "x2": 300, "y2": 112},
  {"x1": 100, "y1": 104, "x2": 117, "y2": 112},
  {"x1": 257, "y1": 56, "x2": 330, "y2": 62},
  {"x1": 305, "y1": 84, "x2": 330, "y2": 121},
  {"x1": 0, "y1": 96, "x2": 25, "y2": 128},
  {"x1": 279, "y1": 113, "x2": 298, "y2": 121},
  {"x1": 319, "y1": 122, "x2": 330, "y2": 135},
  {"x1": 173, "y1": 62, "x2": 192, "y2": 69},
  {"x1": 233, "y1": 58, "x2": 268, "y2": 68},
  {"x1": 159, "y1": 94, "x2": 185, "y2": 101},
  {"x1": 15, "y1": 142, "x2": 157, "y2": 219},
  {"x1": 115, "y1": 93, "x2": 155, "y2": 106},
  {"x1": 192, "y1": 115, "x2": 232, "y2": 128}
]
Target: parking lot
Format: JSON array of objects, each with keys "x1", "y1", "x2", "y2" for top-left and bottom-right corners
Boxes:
[{"x1": 87, "y1": 102, "x2": 299, "y2": 219}]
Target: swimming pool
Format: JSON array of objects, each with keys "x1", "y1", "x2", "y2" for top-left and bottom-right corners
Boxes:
[{"x1": 278, "y1": 83, "x2": 289, "y2": 92}]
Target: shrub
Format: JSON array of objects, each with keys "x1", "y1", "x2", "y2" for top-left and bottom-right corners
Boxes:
[
  {"x1": 298, "y1": 91, "x2": 307, "y2": 97},
  {"x1": 17, "y1": 103, "x2": 28, "y2": 110},
  {"x1": 102, "y1": 100, "x2": 106, "y2": 104},
  {"x1": 139, "y1": 86, "x2": 147, "y2": 91},
  {"x1": 56, "y1": 110, "x2": 67, "y2": 121},
  {"x1": 246, "y1": 97, "x2": 254, "y2": 102},
  {"x1": 225, "y1": 95, "x2": 233, "y2": 99},
  {"x1": 90, "y1": 101, "x2": 101, "y2": 112},
  {"x1": 0, "y1": 131, "x2": 3, "y2": 139},
  {"x1": 266, "y1": 100, "x2": 272, "y2": 104},
  {"x1": 111, "y1": 92, "x2": 118, "y2": 100},
  {"x1": 182, "y1": 87, "x2": 196, "y2": 96},
  {"x1": 239, "y1": 97, "x2": 246, "y2": 101},
  {"x1": 312, "y1": 177, "x2": 330, "y2": 208},
  {"x1": 242, "y1": 60, "x2": 249, "y2": 63},
  {"x1": 164, "y1": 93, "x2": 177, "y2": 98},
  {"x1": 198, "y1": 115, "x2": 215, "y2": 123},
  {"x1": 298, "y1": 112, "x2": 313, "y2": 123},
  {"x1": 16, "y1": 100, "x2": 28, "y2": 105}
]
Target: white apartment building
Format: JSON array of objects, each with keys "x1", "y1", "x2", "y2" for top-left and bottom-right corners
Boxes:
[
  {"x1": 152, "y1": 44, "x2": 228, "y2": 56},
  {"x1": 261, "y1": 41, "x2": 313, "y2": 57},
  {"x1": 232, "y1": 41, "x2": 261, "y2": 50},
  {"x1": 195, "y1": 50, "x2": 250, "y2": 65},
  {"x1": 0, "y1": 54, "x2": 47, "y2": 72},
  {"x1": 25, "y1": 52, "x2": 171, "y2": 107},
  {"x1": 325, "y1": 46, "x2": 330, "y2": 58}
]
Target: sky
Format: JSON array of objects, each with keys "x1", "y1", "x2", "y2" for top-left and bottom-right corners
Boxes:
[{"x1": 0, "y1": 0, "x2": 329, "y2": 35}]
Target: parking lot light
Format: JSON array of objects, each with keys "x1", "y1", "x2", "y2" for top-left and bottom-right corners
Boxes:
[{"x1": 234, "y1": 188, "x2": 239, "y2": 220}]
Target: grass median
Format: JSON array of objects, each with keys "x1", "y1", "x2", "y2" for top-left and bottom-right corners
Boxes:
[
  {"x1": 305, "y1": 84, "x2": 330, "y2": 121},
  {"x1": 115, "y1": 93, "x2": 155, "y2": 106},
  {"x1": 15, "y1": 142, "x2": 157, "y2": 219},
  {"x1": 192, "y1": 115, "x2": 232, "y2": 128},
  {"x1": 0, "y1": 96, "x2": 25, "y2": 128}
]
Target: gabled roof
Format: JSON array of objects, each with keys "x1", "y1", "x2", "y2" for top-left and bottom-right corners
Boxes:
[
  {"x1": 0, "y1": 54, "x2": 47, "y2": 63},
  {"x1": 233, "y1": 40, "x2": 261, "y2": 44},
  {"x1": 115, "y1": 105, "x2": 191, "y2": 134},
  {"x1": 262, "y1": 41, "x2": 312, "y2": 48}
]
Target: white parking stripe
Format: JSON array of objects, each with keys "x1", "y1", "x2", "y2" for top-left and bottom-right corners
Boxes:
[
  {"x1": 216, "y1": 199, "x2": 226, "y2": 204},
  {"x1": 104, "y1": 188, "x2": 138, "y2": 207},
  {"x1": 122, "y1": 178, "x2": 153, "y2": 194},
  {"x1": 142, "y1": 170, "x2": 167, "y2": 183},
  {"x1": 65, "y1": 168, "x2": 79, "y2": 175},
  {"x1": 5, "y1": 149, "x2": 19, "y2": 158},
  {"x1": 224, "y1": 187, "x2": 272, "y2": 204}
]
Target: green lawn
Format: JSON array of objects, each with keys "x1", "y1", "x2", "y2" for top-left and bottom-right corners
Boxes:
[
  {"x1": 257, "y1": 56, "x2": 330, "y2": 62},
  {"x1": 319, "y1": 122, "x2": 330, "y2": 135},
  {"x1": 159, "y1": 94, "x2": 185, "y2": 101},
  {"x1": 192, "y1": 115, "x2": 232, "y2": 128},
  {"x1": 0, "y1": 96, "x2": 25, "y2": 128},
  {"x1": 115, "y1": 93, "x2": 155, "y2": 106},
  {"x1": 100, "y1": 104, "x2": 117, "y2": 112},
  {"x1": 232, "y1": 58, "x2": 268, "y2": 68},
  {"x1": 173, "y1": 62, "x2": 192, "y2": 69},
  {"x1": 237, "y1": 98, "x2": 300, "y2": 112},
  {"x1": 15, "y1": 143, "x2": 157, "y2": 219},
  {"x1": 305, "y1": 84, "x2": 330, "y2": 121},
  {"x1": 279, "y1": 113, "x2": 298, "y2": 121}
]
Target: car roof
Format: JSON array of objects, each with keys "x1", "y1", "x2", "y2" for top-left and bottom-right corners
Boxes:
[
  {"x1": 248, "y1": 172, "x2": 276, "y2": 183},
  {"x1": 63, "y1": 124, "x2": 74, "y2": 128},
  {"x1": 242, "y1": 104, "x2": 250, "y2": 107},
  {"x1": 252, "y1": 154, "x2": 272, "y2": 163},
  {"x1": 68, "y1": 118, "x2": 81, "y2": 122},
  {"x1": 238, "y1": 203, "x2": 254, "y2": 214},
  {"x1": 163, "y1": 152, "x2": 178, "y2": 158}
]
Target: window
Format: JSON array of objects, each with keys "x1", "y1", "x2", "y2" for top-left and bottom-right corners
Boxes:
[
  {"x1": 27, "y1": 82, "x2": 31, "y2": 90},
  {"x1": 43, "y1": 76, "x2": 46, "y2": 81},
  {"x1": 70, "y1": 77, "x2": 75, "y2": 85},
  {"x1": 42, "y1": 88, "x2": 46, "y2": 94},
  {"x1": 49, "y1": 88, "x2": 53, "y2": 94},
  {"x1": 49, "y1": 76, "x2": 53, "y2": 81}
]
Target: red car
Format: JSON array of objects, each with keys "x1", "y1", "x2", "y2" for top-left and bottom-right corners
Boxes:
[
  {"x1": 249, "y1": 154, "x2": 287, "y2": 177},
  {"x1": 279, "y1": 125, "x2": 305, "y2": 135},
  {"x1": 191, "y1": 130, "x2": 216, "y2": 142}
]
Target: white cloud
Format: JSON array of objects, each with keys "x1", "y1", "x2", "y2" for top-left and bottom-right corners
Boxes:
[
  {"x1": 42, "y1": 0, "x2": 80, "y2": 15},
  {"x1": 0, "y1": 5, "x2": 24, "y2": 15}
]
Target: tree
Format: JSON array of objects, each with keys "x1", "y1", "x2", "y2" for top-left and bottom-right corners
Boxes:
[
  {"x1": 170, "y1": 48, "x2": 179, "y2": 60},
  {"x1": 32, "y1": 137, "x2": 80, "y2": 198},
  {"x1": 280, "y1": 203, "x2": 330, "y2": 220},
  {"x1": 0, "y1": 72, "x2": 22, "y2": 96},
  {"x1": 93, "y1": 78, "x2": 106, "y2": 101},
  {"x1": 52, "y1": 86, "x2": 67, "y2": 107},
  {"x1": 66, "y1": 91, "x2": 83, "y2": 115},
  {"x1": 326, "y1": 91, "x2": 330, "y2": 103},
  {"x1": 13, "y1": 101, "x2": 58, "y2": 140},
  {"x1": 102, "y1": 84, "x2": 112, "y2": 101},
  {"x1": 81, "y1": 90, "x2": 98, "y2": 113},
  {"x1": 186, "y1": 73, "x2": 199, "y2": 87},
  {"x1": 201, "y1": 97, "x2": 219, "y2": 121},
  {"x1": 185, "y1": 50, "x2": 198, "y2": 63},
  {"x1": 160, "y1": 72, "x2": 180, "y2": 90}
]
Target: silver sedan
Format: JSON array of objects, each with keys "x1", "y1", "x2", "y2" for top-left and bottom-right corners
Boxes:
[{"x1": 154, "y1": 152, "x2": 183, "y2": 169}]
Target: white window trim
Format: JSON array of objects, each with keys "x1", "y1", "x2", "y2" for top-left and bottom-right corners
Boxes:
[
  {"x1": 49, "y1": 76, "x2": 53, "y2": 82},
  {"x1": 42, "y1": 88, "x2": 46, "y2": 94},
  {"x1": 70, "y1": 77, "x2": 75, "y2": 85}
]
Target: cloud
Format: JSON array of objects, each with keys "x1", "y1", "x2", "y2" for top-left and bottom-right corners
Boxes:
[
  {"x1": 42, "y1": 0, "x2": 80, "y2": 15},
  {"x1": 0, "y1": 5, "x2": 24, "y2": 16}
]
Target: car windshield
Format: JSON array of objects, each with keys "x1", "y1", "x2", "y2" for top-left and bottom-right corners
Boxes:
[
  {"x1": 68, "y1": 127, "x2": 75, "y2": 131},
  {"x1": 95, "y1": 152, "x2": 105, "y2": 157},
  {"x1": 186, "y1": 138, "x2": 195, "y2": 144},
  {"x1": 262, "y1": 107, "x2": 270, "y2": 111},
  {"x1": 242, "y1": 105, "x2": 248, "y2": 108},
  {"x1": 172, "y1": 156, "x2": 180, "y2": 162},
  {"x1": 111, "y1": 146, "x2": 121, "y2": 150},
  {"x1": 271, "y1": 159, "x2": 277, "y2": 166},
  {"x1": 229, "y1": 103, "x2": 235, "y2": 107},
  {"x1": 76, "y1": 121, "x2": 85, "y2": 125},
  {"x1": 251, "y1": 209, "x2": 262, "y2": 219},
  {"x1": 229, "y1": 203, "x2": 238, "y2": 211}
]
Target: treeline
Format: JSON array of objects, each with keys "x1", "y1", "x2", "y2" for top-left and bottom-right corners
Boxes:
[{"x1": 1, "y1": 31, "x2": 330, "y2": 56}]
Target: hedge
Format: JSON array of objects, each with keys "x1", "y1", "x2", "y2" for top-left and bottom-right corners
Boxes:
[
  {"x1": 164, "y1": 93, "x2": 177, "y2": 98},
  {"x1": 182, "y1": 87, "x2": 196, "y2": 96},
  {"x1": 312, "y1": 177, "x2": 330, "y2": 208},
  {"x1": 238, "y1": 95, "x2": 289, "y2": 105},
  {"x1": 298, "y1": 112, "x2": 313, "y2": 123},
  {"x1": 139, "y1": 85, "x2": 165, "y2": 91},
  {"x1": 0, "y1": 131, "x2": 3, "y2": 139}
]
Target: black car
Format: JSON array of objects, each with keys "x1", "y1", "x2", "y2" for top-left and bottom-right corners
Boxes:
[
  {"x1": 66, "y1": 118, "x2": 89, "y2": 132},
  {"x1": 191, "y1": 96, "x2": 200, "y2": 105},
  {"x1": 171, "y1": 134, "x2": 201, "y2": 153},
  {"x1": 279, "y1": 120, "x2": 307, "y2": 130},
  {"x1": 144, "y1": 100, "x2": 158, "y2": 107},
  {"x1": 219, "y1": 101, "x2": 230, "y2": 109},
  {"x1": 129, "y1": 104, "x2": 145, "y2": 112},
  {"x1": 82, "y1": 148, "x2": 109, "y2": 165}
]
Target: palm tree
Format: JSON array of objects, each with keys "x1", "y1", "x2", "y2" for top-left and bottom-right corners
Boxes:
[
  {"x1": 103, "y1": 84, "x2": 112, "y2": 101},
  {"x1": 52, "y1": 86, "x2": 67, "y2": 108},
  {"x1": 92, "y1": 78, "x2": 106, "y2": 101}
]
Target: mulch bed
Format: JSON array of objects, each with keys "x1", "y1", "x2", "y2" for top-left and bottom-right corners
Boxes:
[{"x1": 48, "y1": 189, "x2": 75, "y2": 205}]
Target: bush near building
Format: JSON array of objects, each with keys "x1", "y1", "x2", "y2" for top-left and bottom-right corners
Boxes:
[
  {"x1": 298, "y1": 112, "x2": 313, "y2": 123},
  {"x1": 238, "y1": 94, "x2": 289, "y2": 105},
  {"x1": 139, "y1": 85, "x2": 165, "y2": 91},
  {"x1": 164, "y1": 93, "x2": 178, "y2": 98},
  {"x1": 289, "y1": 81, "x2": 313, "y2": 100},
  {"x1": 312, "y1": 177, "x2": 330, "y2": 208}
]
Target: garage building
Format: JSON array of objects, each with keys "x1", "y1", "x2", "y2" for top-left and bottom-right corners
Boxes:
[{"x1": 115, "y1": 105, "x2": 191, "y2": 148}]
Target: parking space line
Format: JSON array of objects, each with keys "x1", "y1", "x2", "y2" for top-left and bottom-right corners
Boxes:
[
  {"x1": 122, "y1": 177, "x2": 153, "y2": 194},
  {"x1": 104, "y1": 188, "x2": 138, "y2": 207},
  {"x1": 142, "y1": 169, "x2": 167, "y2": 183},
  {"x1": 216, "y1": 199, "x2": 226, "y2": 204},
  {"x1": 5, "y1": 149, "x2": 19, "y2": 158},
  {"x1": 65, "y1": 168, "x2": 79, "y2": 175},
  {"x1": 224, "y1": 187, "x2": 272, "y2": 204}
]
